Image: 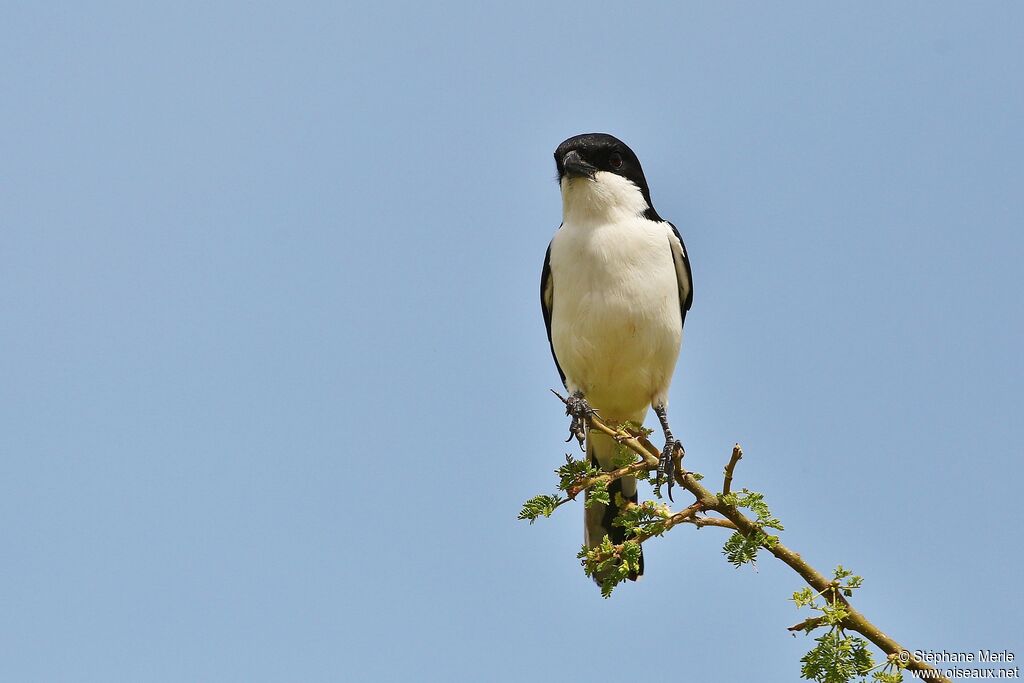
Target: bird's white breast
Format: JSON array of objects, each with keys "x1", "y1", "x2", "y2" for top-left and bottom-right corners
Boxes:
[{"x1": 549, "y1": 211, "x2": 682, "y2": 420}]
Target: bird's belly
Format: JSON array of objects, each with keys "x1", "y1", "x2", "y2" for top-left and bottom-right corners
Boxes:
[{"x1": 550, "y1": 241, "x2": 681, "y2": 418}]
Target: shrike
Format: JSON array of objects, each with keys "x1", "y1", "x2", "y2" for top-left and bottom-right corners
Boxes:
[{"x1": 541, "y1": 133, "x2": 693, "y2": 580}]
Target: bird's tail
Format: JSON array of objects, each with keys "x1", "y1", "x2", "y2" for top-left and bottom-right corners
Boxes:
[{"x1": 584, "y1": 428, "x2": 644, "y2": 583}]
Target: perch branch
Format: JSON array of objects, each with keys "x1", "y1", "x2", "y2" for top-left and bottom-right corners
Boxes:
[{"x1": 565, "y1": 403, "x2": 948, "y2": 683}]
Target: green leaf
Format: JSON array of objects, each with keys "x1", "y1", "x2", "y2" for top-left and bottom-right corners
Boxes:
[
  {"x1": 721, "y1": 488, "x2": 784, "y2": 531},
  {"x1": 614, "y1": 500, "x2": 669, "y2": 537},
  {"x1": 799, "y1": 630, "x2": 874, "y2": 683},
  {"x1": 556, "y1": 453, "x2": 599, "y2": 492},
  {"x1": 518, "y1": 494, "x2": 563, "y2": 523},
  {"x1": 792, "y1": 587, "x2": 816, "y2": 609},
  {"x1": 833, "y1": 565, "x2": 853, "y2": 582},
  {"x1": 585, "y1": 480, "x2": 610, "y2": 508},
  {"x1": 821, "y1": 601, "x2": 850, "y2": 626},
  {"x1": 610, "y1": 442, "x2": 636, "y2": 469},
  {"x1": 722, "y1": 530, "x2": 767, "y2": 567},
  {"x1": 577, "y1": 537, "x2": 628, "y2": 598},
  {"x1": 621, "y1": 540, "x2": 643, "y2": 575},
  {"x1": 618, "y1": 420, "x2": 652, "y2": 437}
]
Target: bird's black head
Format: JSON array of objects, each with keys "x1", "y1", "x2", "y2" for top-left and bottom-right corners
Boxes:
[{"x1": 553, "y1": 133, "x2": 659, "y2": 219}]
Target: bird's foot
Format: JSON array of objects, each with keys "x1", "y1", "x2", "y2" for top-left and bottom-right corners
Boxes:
[
  {"x1": 658, "y1": 438, "x2": 682, "y2": 501},
  {"x1": 564, "y1": 393, "x2": 596, "y2": 450}
]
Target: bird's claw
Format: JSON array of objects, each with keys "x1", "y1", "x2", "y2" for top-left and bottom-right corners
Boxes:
[
  {"x1": 564, "y1": 393, "x2": 596, "y2": 450},
  {"x1": 658, "y1": 439, "x2": 682, "y2": 501}
]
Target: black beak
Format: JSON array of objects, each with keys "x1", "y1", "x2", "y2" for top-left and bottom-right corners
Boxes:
[{"x1": 562, "y1": 150, "x2": 596, "y2": 179}]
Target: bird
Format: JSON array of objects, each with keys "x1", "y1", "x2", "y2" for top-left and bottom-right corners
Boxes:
[{"x1": 540, "y1": 133, "x2": 693, "y2": 581}]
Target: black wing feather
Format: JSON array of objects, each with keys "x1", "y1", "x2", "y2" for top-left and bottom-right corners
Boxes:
[
  {"x1": 666, "y1": 221, "x2": 694, "y2": 329},
  {"x1": 540, "y1": 239, "x2": 567, "y2": 387}
]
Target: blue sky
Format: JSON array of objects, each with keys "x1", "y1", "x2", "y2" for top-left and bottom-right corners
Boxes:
[{"x1": 2, "y1": 2, "x2": 1022, "y2": 681}]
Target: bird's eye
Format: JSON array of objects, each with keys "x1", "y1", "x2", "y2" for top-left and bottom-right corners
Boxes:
[{"x1": 609, "y1": 153, "x2": 623, "y2": 169}]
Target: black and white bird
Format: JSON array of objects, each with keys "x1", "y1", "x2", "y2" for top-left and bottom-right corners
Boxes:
[{"x1": 541, "y1": 133, "x2": 693, "y2": 580}]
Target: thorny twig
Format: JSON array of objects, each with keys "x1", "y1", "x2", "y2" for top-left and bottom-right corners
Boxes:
[{"x1": 548, "y1": 391, "x2": 949, "y2": 683}]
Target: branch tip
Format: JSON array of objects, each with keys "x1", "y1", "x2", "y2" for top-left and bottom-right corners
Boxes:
[{"x1": 722, "y1": 444, "x2": 744, "y2": 496}]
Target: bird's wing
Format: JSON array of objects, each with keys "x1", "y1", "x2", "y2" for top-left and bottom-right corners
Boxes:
[
  {"x1": 540, "y1": 238, "x2": 566, "y2": 386},
  {"x1": 666, "y1": 221, "x2": 694, "y2": 329}
]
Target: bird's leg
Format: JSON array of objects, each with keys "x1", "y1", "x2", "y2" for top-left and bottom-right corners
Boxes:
[
  {"x1": 654, "y1": 404, "x2": 683, "y2": 501},
  {"x1": 564, "y1": 391, "x2": 596, "y2": 451}
]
